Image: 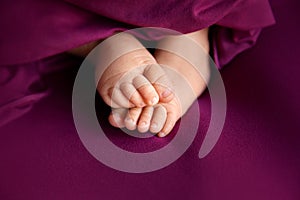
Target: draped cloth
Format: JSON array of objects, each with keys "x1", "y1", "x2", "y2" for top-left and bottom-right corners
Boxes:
[{"x1": 0, "y1": 0, "x2": 275, "y2": 126}]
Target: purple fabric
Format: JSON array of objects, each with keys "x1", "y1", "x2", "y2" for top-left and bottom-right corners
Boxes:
[
  {"x1": 0, "y1": 0, "x2": 275, "y2": 126},
  {"x1": 0, "y1": 0, "x2": 274, "y2": 65},
  {"x1": 0, "y1": 0, "x2": 300, "y2": 200},
  {"x1": 0, "y1": 1, "x2": 300, "y2": 199},
  {"x1": 0, "y1": 0, "x2": 274, "y2": 66}
]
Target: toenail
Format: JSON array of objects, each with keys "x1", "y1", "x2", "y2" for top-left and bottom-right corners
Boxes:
[
  {"x1": 151, "y1": 122, "x2": 158, "y2": 130},
  {"x1": 162, "y1": 89, "x2": 171, "y2": 98},
  {"x1": 159, "y1": 132, "x2": 166, "y2": 137},
  {"x1": 140, "y1": 121, "x2": 148, "y2": 126},
  {"x1": 125, "y1": 117, "x2": 134, "y2": 124},
  {"x1": 160, "y1": 132, "x2": 167, "y2": 137},
  {"x1": 150, "y1": 97, "x2": 158, "y2": 105}
]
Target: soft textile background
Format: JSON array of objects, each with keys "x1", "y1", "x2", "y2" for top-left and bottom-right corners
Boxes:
[
  {"x1": 1, "y1": 0, "x2": 300, "y2": 200},
  {"x1": 0, "y1": 0, "x2": 274, "y2": 126}
]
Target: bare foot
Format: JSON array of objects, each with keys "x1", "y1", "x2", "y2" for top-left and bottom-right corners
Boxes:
[
  {"x1": 97, "y1": 33, "x2": 174, "y2": 108},
  {"x1": 108, "y1": 65, "x2": 199, "y2": 137},
  {"x1": 109, "y1": 28, "x2": 211, "y2": 137}
]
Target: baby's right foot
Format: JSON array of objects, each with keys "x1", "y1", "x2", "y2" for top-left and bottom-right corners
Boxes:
[{"x1": 97, "y1": 33, "x2": 174, "y2": 108}]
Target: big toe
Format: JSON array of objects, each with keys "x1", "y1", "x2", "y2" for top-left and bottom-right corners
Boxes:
[
  {"x1": 143, "y1": 64, "x2": 174, "y2": 103},
  {"x1": 132, "y1": 75, "x2": 159, "y2": 106},
  {"x1": 153, "y1": 83, "x2": 174, "y2": 103}
]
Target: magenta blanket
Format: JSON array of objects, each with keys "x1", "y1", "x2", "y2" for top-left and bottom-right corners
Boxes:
[
  {"x1": 1, "y1": 0, "x2": 275, "y2": 66},
  {"x1": 0, "y1": 0, "x2": 274, "y2": 125},
  {"x1": 1, "y1": 1, "x2": 300, "y2": 199},
  {"x1": 2, "y1": 1, "x2": 300, "y2": 199}
]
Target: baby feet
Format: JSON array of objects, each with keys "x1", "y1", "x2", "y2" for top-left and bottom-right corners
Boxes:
[
  {"x1": 100, "y1": 28, "x2": 210, "y2": 137},
  {"x1": 108, "y1": 63, "x2": 201, "y2": 137},
  {"x1": 97, "y1": 33, "x2": 174, "y2": 109}
]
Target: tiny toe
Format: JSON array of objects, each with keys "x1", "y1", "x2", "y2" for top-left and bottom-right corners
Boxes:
[
  {"x1": 143, "y1": 64, "x2": 174, "y2": 103},
  {"x1": 149, "y1": 105, "x2": 167, "y2": 133},
  {"x1": 153, "y1": 83, "x2": 174, "y2": 103},
  {"x1": 132, "y1": 75, "x2": 159, "y2": 106},
  {"x1": 157, "y1": 111, "x2": 178, "y2": 137},
  {"x1": 109, "y1": 108, "x2": 128, "y2": 128},
  {"x1": 137, "y1": 106, "x2": 154, "y2": 133},
  {"x1": 124, "y1": 107, "x2": 142, "y2": 131},
  {"x1": 120, "y1": 82, "x2": 146, "y2": 107}
]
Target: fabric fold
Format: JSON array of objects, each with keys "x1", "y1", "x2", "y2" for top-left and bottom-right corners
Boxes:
[
  {"x1": 1, "y1": 0, "x2": 275, "y2": 66},
  {"x1": 0, "y1": 0, "x2": 275, "y2": 126}
]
